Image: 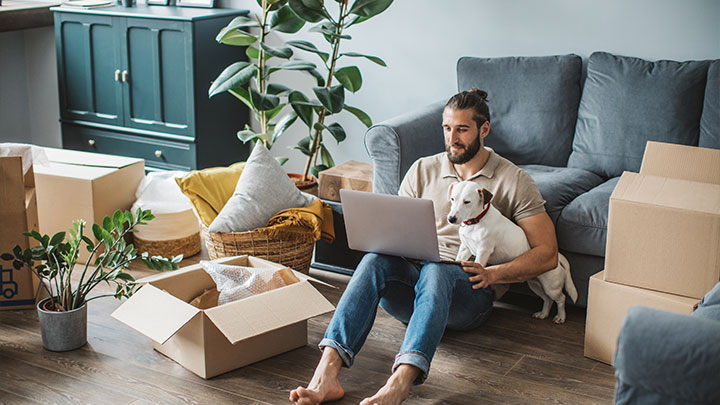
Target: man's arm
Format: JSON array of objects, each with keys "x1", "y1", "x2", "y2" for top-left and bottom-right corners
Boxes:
[{"x1": 463, "y1": 212, "x2": 558, "y2": 289}]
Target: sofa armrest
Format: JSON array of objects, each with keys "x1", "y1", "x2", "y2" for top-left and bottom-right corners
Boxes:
[
  {"x1": 614, "y1": 306, "x2": 720, "y2": 404},
  {"x1": 364, "y1": 101, "x2": 446, "y2": 195}
]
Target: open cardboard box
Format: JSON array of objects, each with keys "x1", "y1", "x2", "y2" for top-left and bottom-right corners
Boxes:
[
  {"x1": 34, "y1": 148, "x2": 144, "y2": 264},
  {"x1": 605, "y1": 141, "x2": 720, "y2": 298},
  {"x1": 584, "y1": 271, "x2": 698, "y2": 365},
  {"x1": 111, "y1": 255, "x2": 335, "y2": 379}
]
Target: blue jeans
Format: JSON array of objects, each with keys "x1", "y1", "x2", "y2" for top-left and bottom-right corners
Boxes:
[{"x1": 319, "y1": 253, "x2": 494, "y2": 384}]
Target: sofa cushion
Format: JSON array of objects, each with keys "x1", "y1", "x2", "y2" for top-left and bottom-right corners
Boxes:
[
  {"x1": 699, "y1": 61, "x2": 720, "y2": 149},
  {"x1": 519, "y1": 165, "x2": 603, "y2": 224},
  {"x1": 457, "y1": 54, "x2": 582, "y2": 167},
  {"x1": 556, "y1": 177, "x2": 619, "y2": 256},
  {"x1": 568, "y1": 52, "x2": 710, "y2": 178}
]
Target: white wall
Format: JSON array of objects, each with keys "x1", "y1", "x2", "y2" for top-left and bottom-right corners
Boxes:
[
  {"x1": 0, "y1": 26, "x2": 61, "y2": 148},
  {"x1": 2, "y1": 0, "x2": 718, "y2": 171},
  {"x1": 220, "y1": 0, "x2": 720, "y2": 173}
]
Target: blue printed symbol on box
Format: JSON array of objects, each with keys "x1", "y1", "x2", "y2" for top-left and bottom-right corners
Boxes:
[{"x1": 1, "y1": 265, "x2": 19, "y2": 299}]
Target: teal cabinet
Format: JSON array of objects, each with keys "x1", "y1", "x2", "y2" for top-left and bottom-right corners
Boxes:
[{"x1": 52, "y1": 5, "x2": 250, "y2": 170}]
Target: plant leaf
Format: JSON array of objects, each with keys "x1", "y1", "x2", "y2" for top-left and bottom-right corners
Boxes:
[
  {"x1": 102, "y1": 216, "x2": 113, "y2": 232},
  {"x1": 275, "y1": 157, "x2": 289, "y2": 165},
  {"x1": 313, "y1": 85, "x2": 345, "y2": 114},
  {"x1": 339, "y1": 51, "x2": 387, "y2": 66},
  {"x1": 260, "y1": 43, "x2": 293, "y2": 59},
  {"x1": 216, "y1": 21, "x2": 258, "y2": 46},
  {"x1": 311, "y1": 164, "x2": 329, "y2": 178},
  {"x1": 265, "y1": 103, "x2": 286, "y2": 120},
  {"x1": 349, "y1": 0, "x2": 393, "y2": 19},
  {"x1": 267, "y1": 83, "x2": 292, "y2": 95},
  {"x1": 49, "y1": 232, "x2": 66, "y2": 247},
  {"x1": 267, "y1": 60, "x2": 317, "y2": 74},
  {"x1": 273, "y1": 111, "x2": 298, "y2": 142},
  {"x1": 112, "y1": 210, "x2": 125, "y2": 233},
  {"x1": 238, "y1": 130, "x2": 271, "y2": 145},
  {"x1": 320, "y1": 145, "x2": 335, "y2": 167},
  {"x1": 289, "y1": 91, "x2": 314, "y2": 126},
  {"x1": 228, "y1": 87, "x2": 255, "y2": 110},
  {"x1": 216, "y1": 16, "x2": 260, "y2": 45},
  {"x1": 288, "y1": 0, "x2": 326, "y2": 22},
  {"x1": 246, "y1": 45, "x2": 261, "y2": 60},
  {"x1": 307, "y1": 69, "x2": 326, "y2": 87},
  {"x1": 325, "y1": 122, "x2": 346, "y2": 142},
  {"x1": 286, "y1": 40, "x2": 329, "y2": 63},
  {"x1": 309, "y1": 23, "x2": 352, "y2": 40},
  {"x1": 0, "y1": 253, "x2": 13, "y2": 261},
  {"x1": 344, "y1": 104, "x2": 372, "y2": 127},
  {"x1": 269, "y1": 5, "x2": 305, "y2": 33},
  {"x1": 334, "y1": 66, "x2": 362, "y2": 93},
  {"x1": 209, "y1": 61, "x2": 257, "y2": 97},
  {"x1": 250, "y1": 89, "x2": 281, "y2": 111},
  {"x1": 295, "y1": 136, "x2": 313, "y2": 156}
]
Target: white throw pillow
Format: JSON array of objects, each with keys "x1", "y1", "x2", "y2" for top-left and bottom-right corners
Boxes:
[{"x1": 208, "y1": 142, "x2": 315, "y2": 233}]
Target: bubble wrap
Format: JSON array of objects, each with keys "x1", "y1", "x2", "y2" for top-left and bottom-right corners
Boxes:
[{"x1": 200, "y1": 261, "x2": 289, "y2": 306}]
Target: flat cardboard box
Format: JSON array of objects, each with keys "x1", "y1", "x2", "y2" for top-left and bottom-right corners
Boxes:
[
  {"x1": 0, "y1": 155, "x2": 40, "y2": 310},
  {"x1": 584, "y1": 271, "x2": 698, "y2": 365},
  {"x1": 34, "y1": 148, "x2": 144, "y2": 264},
  {"x1": 318, "y1": 160, "x2": 372, "y2": 201},
  {"x1": 111, "y1": 255, "x2": 335, "y2": 379},
  {"x1": 605, "y1": 141, "x2": 720, "y2": 298}
]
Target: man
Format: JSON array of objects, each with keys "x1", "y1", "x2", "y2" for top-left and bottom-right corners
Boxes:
[{"x1": 290, "y1": 89, "x2": 559, "y2": 405}]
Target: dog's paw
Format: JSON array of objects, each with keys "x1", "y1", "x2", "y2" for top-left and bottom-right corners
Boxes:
[
  {"x1": 532, "y1": 311, "x2": 549, "y2": 320},
  {"x1": 552, "y1": 314, "x2": 566, "y2": 324}
]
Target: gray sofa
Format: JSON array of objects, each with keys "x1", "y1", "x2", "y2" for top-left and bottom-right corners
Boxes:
[{"x1": 365, "y1": 51, "x2": 720, "y2": 306}]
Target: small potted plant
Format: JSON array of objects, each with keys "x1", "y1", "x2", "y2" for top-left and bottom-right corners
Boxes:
[{"x1": 1, "y1": 208, "x2": 181, "y2": 352}]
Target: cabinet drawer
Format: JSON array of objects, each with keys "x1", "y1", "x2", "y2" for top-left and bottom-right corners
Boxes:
[{"x1": 62, "y1": 124, "x2": 196, "y2": 170}]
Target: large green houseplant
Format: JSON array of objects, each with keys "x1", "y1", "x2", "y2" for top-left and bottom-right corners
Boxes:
[
  {"x1": 1, "y1": 208, "x2": 180, "y2": 351},
  {"x1": 286, "y1": 0, "x2": 393, "y2": 179},
  {"x1": 209, "y1": 0, "x2": 315, "y2": 165},
  {"x1": 209, "y1": 0, "x2": 393, "y2": 181}
]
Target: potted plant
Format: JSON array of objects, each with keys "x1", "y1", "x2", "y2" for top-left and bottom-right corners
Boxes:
[
  {"x1": 286, "y1": 0, "x2": 393, "y2": 181},
  {"x1": 1, "y1": 208, "x2": 181, "y2": 352}
]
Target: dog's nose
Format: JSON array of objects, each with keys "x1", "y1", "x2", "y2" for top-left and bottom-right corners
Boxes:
[{"x1": 447, "y1": 215, "x2": 457, "y2": 224}]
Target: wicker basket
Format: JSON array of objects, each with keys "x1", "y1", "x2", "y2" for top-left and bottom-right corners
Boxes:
[
  {"x1": 202, "y1": 226, "x2": 314, "y2": 274},
  {"x1": 134, "y1": 232, "x2": 202, "y2": 259}
]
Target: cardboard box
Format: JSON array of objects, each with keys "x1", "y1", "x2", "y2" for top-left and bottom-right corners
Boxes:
[
  {"x1": 34, "y1": 148, "x2": 144, "y2": 263},
  {"x1": 111, "y1": 255, "x2": 335, "y2": 379},
  {"x1": 584, "y1": 271, "x2": 698, "y2": 365},
  {"x1": 318, "y1": 160, "x2": 372, "y2": 201},
  {"x1": 0, "y1": 154, "x2": 40, "y2": 310},
  {"x1": 605, "y1": 141, "x2": 720, "y2": 298}
]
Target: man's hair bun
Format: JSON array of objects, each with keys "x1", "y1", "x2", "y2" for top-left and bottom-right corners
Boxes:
[{"x1": 468, "y1": 88, "x2": 489, "y2": 102}]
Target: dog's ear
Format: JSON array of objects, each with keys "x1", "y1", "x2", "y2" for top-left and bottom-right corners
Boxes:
[
  {"x1": 478, "y1": 188, "x2": 494, "y2": 206},
  {"x1": 448, "y1": 182, "x2": 456, "y2": 200}
]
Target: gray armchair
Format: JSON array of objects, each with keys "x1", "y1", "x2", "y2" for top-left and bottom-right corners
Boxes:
[{"x1": 613, "y1": 282, "x2": 720, "y2": 404}]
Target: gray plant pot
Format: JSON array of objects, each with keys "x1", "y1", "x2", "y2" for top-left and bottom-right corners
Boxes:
[{"x1": 36, "y1": 298, "x2": 87, "y2": 352}]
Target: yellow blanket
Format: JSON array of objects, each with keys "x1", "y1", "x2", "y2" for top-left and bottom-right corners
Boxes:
[{"x1": 259, "y1": 200, "x2": 335, "y2": 243}]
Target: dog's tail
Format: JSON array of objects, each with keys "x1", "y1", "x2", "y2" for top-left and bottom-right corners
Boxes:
[{"x1": 559, "y1": 253, "x2": 578, "y2": 303}]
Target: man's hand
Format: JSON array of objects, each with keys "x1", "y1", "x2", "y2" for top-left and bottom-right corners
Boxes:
[{"x1": 461, "y1": 261, "x2": 497, "y2": 289}]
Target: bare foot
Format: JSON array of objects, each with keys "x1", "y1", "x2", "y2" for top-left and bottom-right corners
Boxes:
[
  {"x1": 289, "y1": 347, "x2": 345, "y2": 405},
  {"x1": 359, "y1": 364, "x2": 420, "y2": 405}
]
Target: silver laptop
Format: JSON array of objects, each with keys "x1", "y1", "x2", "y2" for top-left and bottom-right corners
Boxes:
[{"x1": 340, "y1": 189, "x2": 445, "y2": 262}]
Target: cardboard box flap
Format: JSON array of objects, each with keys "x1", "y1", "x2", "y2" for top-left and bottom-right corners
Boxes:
[
  {"x1": 640, "y1": 141, "x2": 720, "y2": 185},
  {"x1": 205, "y1": 281, "x2": 335, "y2": 344},
  {"x1": 292, "y1": 270, "x2": 337, "y2": 289},
  {"x1": 611, "y1": 172, "x2": 720, "y2": 215},
  {"x1": 43, "y1": 147, "x2": 142, "y2": 169},
  {"x1": 111, "y1": 284, "x2": 200, "y2": 344}
]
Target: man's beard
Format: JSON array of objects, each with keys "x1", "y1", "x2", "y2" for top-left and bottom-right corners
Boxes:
[{"x1": 446, "y1": 134, "x2": 481, "y2": 164}]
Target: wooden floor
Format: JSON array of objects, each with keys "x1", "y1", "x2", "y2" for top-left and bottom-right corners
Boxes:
[{"x1": 0, "y1": 257, "x2": 616, "y2": 404}]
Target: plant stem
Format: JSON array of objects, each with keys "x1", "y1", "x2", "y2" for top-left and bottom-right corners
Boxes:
[
  {"x1": 258, "y1": 0, "x2": 269, "y2": 146},
  {"x1": 302, "y1": 3, "x2": 346, "y2": 180}
]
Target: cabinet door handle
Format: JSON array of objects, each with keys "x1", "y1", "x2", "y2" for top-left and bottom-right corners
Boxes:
[
  {"x1": 114, "y1": 69, "x2": 120, "y2": 82},
  {"x1": 154, "y1": 150, "x2": 163, "y2": 158},
  {"x1": 122, "y1": 70, "x2": 129, "y2": 82},
  {"x1": 88, "y1": 139, "x2": 96, "y2": 146}
]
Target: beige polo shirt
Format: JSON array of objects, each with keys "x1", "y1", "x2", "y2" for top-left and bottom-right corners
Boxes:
[{"x1": 398, "y1": 148, "x2": 546, "y2": 261}]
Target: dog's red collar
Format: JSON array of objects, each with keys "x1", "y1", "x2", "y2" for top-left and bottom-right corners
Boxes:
[{"x1": 462, "y1": 203, "x2": 491, "y2": 226}]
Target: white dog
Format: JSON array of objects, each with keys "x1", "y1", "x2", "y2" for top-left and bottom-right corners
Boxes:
[{"x1": 447, "y1": 181, "x2": 578, "y2": 323}]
